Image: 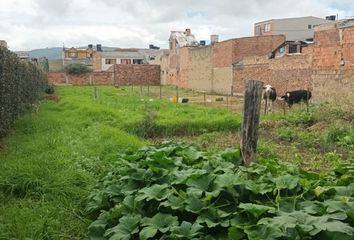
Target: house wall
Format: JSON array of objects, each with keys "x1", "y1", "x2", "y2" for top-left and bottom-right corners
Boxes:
[
  {"x1": 113, "y1": 64, "x2": 160, "y2": 85},
  {"x1": 233, "y1": 54, "x2": 312, "y2": 95},
  {"x1": 255, "y1": 17, "x2": 332, "y2": 41},
  {"x1": 167, "y1": 35, "x2": 285, "y2": 94},
  {"x1": 311, "y1": 23, "x2": 354, "y2": 103},
  {"x1": 187, "y1": 46, "x2": 213, "y2": 92},
  {"x1": 232, "y1": 35, "x2": 285, "y2": 63},
  {"x1": 48, "y1": 65, "x2": 160, "y2": 86},
  {"x1": 48, "y1": 72, "x2": 114, "y2": 85},
  {"x1": 48, "y1": 60, "x2": 63, "y2": 72},
  {"x1": 150, "y1": 50, "x2": 169, "y2": 85},
  {"x1": 92, "y1": 52, "x2": 102, "y2": 71}
]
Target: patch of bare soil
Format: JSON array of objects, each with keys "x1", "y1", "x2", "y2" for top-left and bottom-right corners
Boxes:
[{"x1": 44, "y1": 95, "x2": 61, "y2": 103}]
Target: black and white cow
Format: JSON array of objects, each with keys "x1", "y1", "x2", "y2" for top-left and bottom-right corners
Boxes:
[
  {"x1": 281, "y1": 90, "x2": 312, "y2": 108},
  {"x1": 262, "y1": 85, "x2": 277, "y2": 114}
]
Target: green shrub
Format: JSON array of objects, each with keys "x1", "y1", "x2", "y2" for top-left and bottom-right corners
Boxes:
[
  {"x1": 285, "y1": 110, "x2": 314, "y2": 126},
  {"x1": 326, "y1": 127, "x2": 354, "y2": 147},
  {"x1": 277, "y1": 127, "x2": 297, "y2": 142},
  {"x1": 0, "y1": 46, "x2": 47, "y2": 137},
  {"x1": 63, "y1": 63, "x2": 92, "y2": 75},
  {"x1": 44, "y1": 85, "x2": 55, "y2": 94}
]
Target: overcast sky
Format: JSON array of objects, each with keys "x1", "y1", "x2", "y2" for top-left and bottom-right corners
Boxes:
[{"x1": 1, "y1": 0, "x2": 353, "y2": 51}]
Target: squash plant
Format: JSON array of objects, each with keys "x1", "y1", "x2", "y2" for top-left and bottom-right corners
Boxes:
[{"x1": 87, "y1": 142, "x2": 354, "y2": 239}]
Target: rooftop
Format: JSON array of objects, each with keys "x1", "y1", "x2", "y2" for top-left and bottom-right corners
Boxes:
[
  {"x1": 97, "y1": 51, "x2": 144, "y2": 59},
  {"x1": 170, "y1": 31, "x2": 199, "y2": 47}
]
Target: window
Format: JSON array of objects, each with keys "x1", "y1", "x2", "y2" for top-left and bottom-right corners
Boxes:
[
  {"x1": 255, "y1": 25, "x2": 261, "y2": 35},
  {"x1": 133, "y1": 59, "x2": 143, "y2": 64},
  {"x1": 288, "y1": 44, "x2": 298, "y2": 54},
  {"x1": 264, "y1": 23, "x2": 271, "y2": 32},
  {"x1": 308, "y1": 24, "x2": 312, "y2": 29},
  {"x1": 121, "y1": 59, "x2": 132, "y2": 64},
  {"x1": 105, "y1": 59, "x2": 116, "y2": 64},
  {"x1": 69, "y1": 52, "x2": 77, "y2": 58}
]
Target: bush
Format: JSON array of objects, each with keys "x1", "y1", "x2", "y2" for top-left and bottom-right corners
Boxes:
[
  {"x1": 326, "y1": 127, "x2": 354, "y2": 147},
  {"x1": 0, "y1": 46, "x2": 47, "y2": 137},
  {"x1": 44, "y1": 85, "x2": 55, "y2": 94},
  {"x1": 63, "y1": 63, "x2": 92, "y2": 75}
]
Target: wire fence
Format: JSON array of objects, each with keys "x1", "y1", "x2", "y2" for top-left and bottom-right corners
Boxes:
[
  {"x1": 117, "y1": 84, "x2": 246, "y2": 112},
  {"x1": 117, "y1": 84, "x2": 306, "y2": 115}
]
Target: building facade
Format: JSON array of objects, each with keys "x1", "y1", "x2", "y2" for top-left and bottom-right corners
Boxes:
[
  {"x1": 167, "y1": 28, "x2": 285, "y2": 94},
  {"x1": 92, "y1": 50, "x2": 145, "y2": 71},
  {"x1": 254, "y1": 16, "x2": 333, "y2": 41},
  {"x1": 63, "y1": 45, "x2": 96, "y2": 67}
]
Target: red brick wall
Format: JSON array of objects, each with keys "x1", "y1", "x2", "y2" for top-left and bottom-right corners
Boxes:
[
  {"x1": 48, "y1": 72, "x2": 113, "y2": 85},
  {"x1": 312, "y1": 23, "x2": 354, "y2": 103},
  {"x1": 212, "y1": 40, "x2": 233, "y2": 68},
  {"x1": 113, "y1": 64, "x2": 160, "y2": 85},
  {"x1": 233, "y1": 54, "x2": 312, "y2": 95},
  {"x1": 49, "y1": 65, "x2": 160, "y2": 86},
  {"x1": 232, "y1": 35, "x2": 285, "y2": 64},
  {"x1": 167, "y1": 35, "x2": 285, "y2": 93},
  {"x1": 48, "y1": 72, "x2": 67, "y2": 84}
]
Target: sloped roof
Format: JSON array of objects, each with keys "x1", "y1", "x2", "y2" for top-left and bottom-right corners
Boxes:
[{"x1": 170, "y1": 31, "x2": 199, "y2": 47}]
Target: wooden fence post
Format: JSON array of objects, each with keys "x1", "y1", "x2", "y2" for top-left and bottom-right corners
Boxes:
[
  {"x1": 147, "y1": 84, "x2": 150, "y2": 96},
  {"x1": 93, "y1": 86, "x2": 98, "y2": 100},
  {"x1": 176, "y1": 86, "x2": 179, "y2": 102},
  {"x1": 226, "y1": 95, "x2": 229, "y2": 109},
  {"x1": 140, "y1": 85, "x2": 143, "y2": 95},
  {"x1": 203, "y1": 92, "x2": 206, "y2": 106},
  {"x1": 160, "y1": 84, "x2": 162, "y2": 99},
  {"x1": 241, "y1": 80, "x2": 263, "y2": 166}
]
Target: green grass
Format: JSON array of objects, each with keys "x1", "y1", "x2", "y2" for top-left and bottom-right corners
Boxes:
[{"x1": 0, "y1": 86, "x2": 240, "y2": 239}]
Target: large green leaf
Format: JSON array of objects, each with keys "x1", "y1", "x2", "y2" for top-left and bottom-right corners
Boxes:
[
  {"x1": 228, "y1": 226, "x2": 245, "y2": 240},
  {"x1": 274, "y1": 174, "x2": 299, "y2": 190},
  {"x1": 104, "y1": 215, "x2": 141, "y2": 240},
  {"x1": 136, "y1": 184, "x2": 170, "y2": 201},
  {"x1": 238, "y1": 203, "x2": 275, "y2": 218},
  {"x1": 159, "y1": 194, "x2": 184, "y2": 210},
  {"x1": 185, "y1": 192, "x2": 207, "y2": 213},
  {"x1": 139, "y1": 226, "x2": 157, "y2": 240},
  {"x1": 170, "y1": 221, "x2": 203, "y2": 238},
  {"x1": 141, "y1": 213, "x2": 178, "y2": 233},
  {"x1": 186, "y1": 173, "x2": 215, "y2": 192}
]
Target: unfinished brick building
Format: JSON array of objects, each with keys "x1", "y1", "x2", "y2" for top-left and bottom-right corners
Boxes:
[
  {"x1": 312, "y1": 20, "x2": 354, "y2": 103},
  {"x1": 167, "y1": 29, "x2": 285, "y2": 94}
]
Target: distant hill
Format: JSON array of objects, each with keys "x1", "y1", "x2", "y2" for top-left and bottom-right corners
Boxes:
[
  {"x1": 25, "y1": 46, "x2": 153, "y2": 60},
  {"x1": 28, "y1": 47, "x2": 63, "y2": 60}
]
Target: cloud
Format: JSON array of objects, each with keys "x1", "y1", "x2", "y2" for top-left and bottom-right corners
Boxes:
[{"x1": 0, "y1": 0, "x2": 352, "y2": 50}]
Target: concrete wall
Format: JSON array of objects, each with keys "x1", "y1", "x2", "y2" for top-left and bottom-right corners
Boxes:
[
  {"x1": 48, "y1": 60, "x2": 63, "y2": 72},
  {"x1": 272, "y1": 17, "x2": 332, "y2": 41},
  {"x1": 150, "y1": 50, "x2": 169, "y2": 85},
  {"x1": 255, "y1": 17, "x2": 332, "y2": 41},
  {"x1": 188, "y1": 46, "x2": 213, "y2": 91}
]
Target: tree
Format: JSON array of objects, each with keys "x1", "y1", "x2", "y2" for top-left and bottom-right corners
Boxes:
[{"x1": 63, "y1": 63, "x2": 92, "y2": 75}]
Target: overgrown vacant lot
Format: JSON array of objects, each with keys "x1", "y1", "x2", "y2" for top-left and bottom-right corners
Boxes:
[
  {"x1": 1, "y1": 86, "x2": 354, "y2": 239},
  {"x1": 0, "y1": 86, "x2": 240, "y2": 239}
]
